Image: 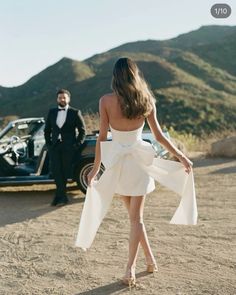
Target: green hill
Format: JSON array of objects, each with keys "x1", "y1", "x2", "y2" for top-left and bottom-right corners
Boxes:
[
  {"x1": 0, "y1": 25, "x2": 236, "y2": 136},
  {"x1": 192, "y1": 31, "x2": 236, "y2": 76},
  {"x1": 0, "y1": 58, "x2": 95, "y2": 116}
]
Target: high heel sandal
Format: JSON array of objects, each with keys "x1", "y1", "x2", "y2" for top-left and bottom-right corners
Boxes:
[
  {"x1": 122, "y1": 267, "x2": 136, "y2": 289},
  {"x1": 146, "y1": 263, "x2": 158, "y2": 273}
]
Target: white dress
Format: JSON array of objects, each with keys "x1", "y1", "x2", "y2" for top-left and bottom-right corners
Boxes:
[{"x1": 75, "y1": 124, "x2": 198, "y2": 250}]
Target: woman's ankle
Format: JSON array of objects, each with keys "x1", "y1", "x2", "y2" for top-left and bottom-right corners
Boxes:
[
  {"x1": 126, "y1": 262, "x2": 136, "y2": 270},
  {"x1": 145, "y1": 256, "x2": 156, "y2": 265}
]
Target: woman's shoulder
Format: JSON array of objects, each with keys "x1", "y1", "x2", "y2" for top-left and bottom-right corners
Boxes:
[
  {"x1": 100, "y1": 92, "x2": 116, "y2": 101},
  {"x1": 100, "y1": 93, "x2": 118, "y2": 106}
]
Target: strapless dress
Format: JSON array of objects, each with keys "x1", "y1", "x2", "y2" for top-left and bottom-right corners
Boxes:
[{"x1": 75, "y1": 124, "x2": 198, "y2": 249}]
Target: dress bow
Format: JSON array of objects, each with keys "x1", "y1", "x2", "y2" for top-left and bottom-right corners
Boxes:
[{"x1": 101, "y1": 140, "x2": 156, "y2": 170}]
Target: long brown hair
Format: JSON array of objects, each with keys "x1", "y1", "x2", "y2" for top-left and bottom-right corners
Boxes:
[{"x1": 111, "y1": 57, "x2": 156, "y2": 119}]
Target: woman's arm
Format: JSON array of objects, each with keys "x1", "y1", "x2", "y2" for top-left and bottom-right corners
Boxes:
[
  {"x1": 147, "y1": 103, "x2": 193, "y2": 173},
  {"x1": 87, "y1": 96, "x2": 109, "y2": 185}
]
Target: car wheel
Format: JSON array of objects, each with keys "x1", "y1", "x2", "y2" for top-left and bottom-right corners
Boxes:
[{"x1": 75, "y1": 158, "x2": 105, "y2": 194}]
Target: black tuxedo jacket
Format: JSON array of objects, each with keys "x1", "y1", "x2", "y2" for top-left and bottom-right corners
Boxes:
[{"x1": 44, "y1": 106, "x2": 86, "y2": 148}]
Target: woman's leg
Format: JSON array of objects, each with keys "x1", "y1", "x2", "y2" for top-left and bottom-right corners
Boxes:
[
  {"x1": 125, "y1": 195, "x2": 144, "y2": 270},
  {"x1": 122, "y1": 196, "x2": 156, "y2": 266}
]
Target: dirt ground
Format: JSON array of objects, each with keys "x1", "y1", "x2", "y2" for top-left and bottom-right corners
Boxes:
[{"x1": 0, "y1": 155, "x2": 236, "y2": 295}]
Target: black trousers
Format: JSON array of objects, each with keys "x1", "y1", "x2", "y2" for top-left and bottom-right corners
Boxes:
[{"x1": 49, "y1": 142, "x2": 75, "y2": 200}]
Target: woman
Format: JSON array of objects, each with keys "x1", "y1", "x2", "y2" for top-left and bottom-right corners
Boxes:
[{"x1": 76, "y1": 57, "x2": 196, "y2": 287}]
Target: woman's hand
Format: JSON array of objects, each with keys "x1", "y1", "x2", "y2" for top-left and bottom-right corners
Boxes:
[
  {"x1": 87, "y1": 168, "x2": 99, "y2": 186},
  {"x1": 178, "y1": 154, "x2": 193, "y2": 174}
]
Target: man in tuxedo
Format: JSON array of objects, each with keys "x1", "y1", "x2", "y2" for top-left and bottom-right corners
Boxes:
[{"x1": 44, "y1": 89, "x2": 86, "y2": 206}]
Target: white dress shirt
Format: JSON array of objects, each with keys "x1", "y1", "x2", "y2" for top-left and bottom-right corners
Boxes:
[
  {"x1": 56, "y1": 105, "x2": 69, "y2": 140},
  {"x1": 56, "y1": 105, "x2": 68, "y2": 128}
]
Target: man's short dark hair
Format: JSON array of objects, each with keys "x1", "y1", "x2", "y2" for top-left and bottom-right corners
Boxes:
[{"x1": 57, "y1": 89, "x2": 71, "y2": 97}]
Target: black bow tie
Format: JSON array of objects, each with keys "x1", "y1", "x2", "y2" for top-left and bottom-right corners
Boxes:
[{"x1": 58, "y1": 108, "x2": 65, "y2": 111}]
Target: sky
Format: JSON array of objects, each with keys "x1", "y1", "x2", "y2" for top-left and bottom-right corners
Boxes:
[{"x1": 0, "y1": 0, "x2": 235, "y2": 87}]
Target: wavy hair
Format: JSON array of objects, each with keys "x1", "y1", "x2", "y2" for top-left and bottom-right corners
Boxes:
[{"x1": 111, "y1": 57, "x2": 156, "y2": 119}]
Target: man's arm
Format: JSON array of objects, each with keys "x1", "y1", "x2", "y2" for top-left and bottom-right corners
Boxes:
[
  {"x1": 75, "y1": 110, "x2": 86, "y2": 145},
  {"x1": 44, "y1": 109, "x2": 52, "y2": 147}
]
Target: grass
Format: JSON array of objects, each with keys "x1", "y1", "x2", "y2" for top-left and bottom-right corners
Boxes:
[{"x1": 83, "y1": 112, "x2": 100, "y2": 134}]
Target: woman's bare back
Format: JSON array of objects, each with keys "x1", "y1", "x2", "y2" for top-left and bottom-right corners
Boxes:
[{"x1": 103, "y1": 93, "x2": 145, "y2": 131}]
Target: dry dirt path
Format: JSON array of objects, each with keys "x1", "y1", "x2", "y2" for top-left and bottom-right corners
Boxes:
[{"x1": 0, "y1": 157, "x2": 235, "y2": 295}]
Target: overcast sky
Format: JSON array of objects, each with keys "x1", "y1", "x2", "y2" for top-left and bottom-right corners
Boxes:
[{"x1": 0, "y1": 0, "x2": 235, "y2": 87}]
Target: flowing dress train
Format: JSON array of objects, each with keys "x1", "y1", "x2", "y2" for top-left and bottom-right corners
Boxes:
[{"x1": 75, "y1": 124, "x2": 197, "y2": 249}]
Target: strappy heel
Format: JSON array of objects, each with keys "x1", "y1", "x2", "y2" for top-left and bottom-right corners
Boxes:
[
  {"x1": 122, "y1": 267, "x2": 136, "y2": 290},
  {"x1": 146, "y1": 263, "x2": 158, "y2": 273},
  {"x1": 122, "y1": 276, "x2": 136, "y2": 290},
  {"x1": 146, "y1": 262, "x2": 158, "y2": 277}
]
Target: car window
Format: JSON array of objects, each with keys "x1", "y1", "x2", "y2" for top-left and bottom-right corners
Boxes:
[
  {"x1": 1, "y1": 121, "x2": 43, "y2": 142},
  {"x1": 1, "y1": 125, "x2": 28, "y2": 141},
  {"x1": 32, "y1": 124, "x2": 45, "y2": 137},
  {"x1": 151, "y1": 131, "x2": 170, "y2": 157}
]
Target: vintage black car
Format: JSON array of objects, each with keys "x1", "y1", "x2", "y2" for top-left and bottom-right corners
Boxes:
[{"x1": 0, "y1": 118, "x2": 168, "y2": 193}]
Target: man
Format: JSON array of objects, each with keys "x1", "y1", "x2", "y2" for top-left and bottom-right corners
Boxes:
[{"x1": 44, "y1": 89, "x2": 86, "y2": 206}]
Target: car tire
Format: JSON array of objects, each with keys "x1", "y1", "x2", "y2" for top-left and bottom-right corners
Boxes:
[{"x1": 75, "y1": 158, "x2": 105, "y2": 194}]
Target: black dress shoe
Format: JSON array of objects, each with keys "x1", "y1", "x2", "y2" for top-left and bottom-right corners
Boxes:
[
  {"x1": 51, "y1": 197, "x2": 59, "y2": 206},
  {"x1": 55, "y1": 197, "x2": 69, "y2": 207}
]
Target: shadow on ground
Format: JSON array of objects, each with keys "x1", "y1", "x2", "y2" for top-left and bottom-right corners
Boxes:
[
  {"x1": 193, "y1": 157, "x2": 234, "y2": 168},
  {"x1": 210, "y1": 166, "x2": 236, "y2": 174},
  {"x1": 76, "y1": 271, "x2": 152, "y2": 295},
  {"x1": 0, "y1": 187, "x2": 84, "y2": 227}
]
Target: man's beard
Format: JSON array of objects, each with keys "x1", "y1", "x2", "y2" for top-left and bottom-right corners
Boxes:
[{"x1": 58, "y1": 102, "x2": 67, "y2": 107}]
